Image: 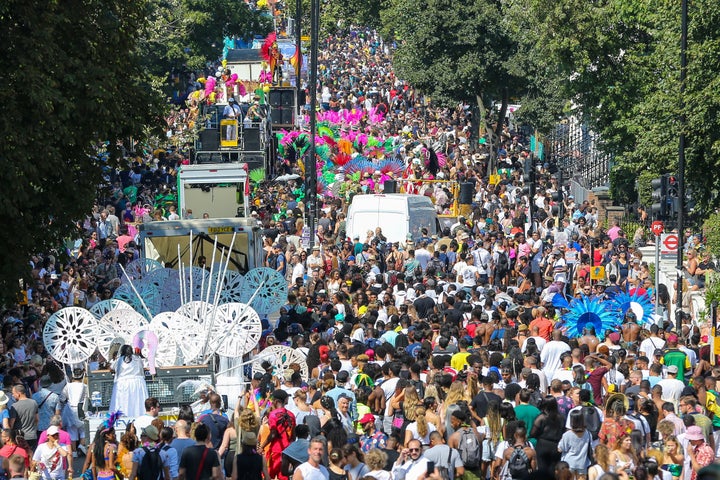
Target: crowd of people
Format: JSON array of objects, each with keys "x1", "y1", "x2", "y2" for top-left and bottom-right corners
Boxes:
[{"x1": 1, "y1": 24, "x2": 720, "y2": 480}]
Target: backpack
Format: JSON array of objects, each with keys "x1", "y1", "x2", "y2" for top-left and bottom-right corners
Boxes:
[
  {"x1": 496, "y1": 251, "x2": 509, "y2": 274},
  {"x1": 582, "y1": 405, "x2": 601, "y2": 440},
  {"x1": 507, "y1": 445, "x2": 531, "y2": 479},
  {"x1": 137, "y1": 446, "x2": 163, "y2": 480},
  {"x1": 202, "y1": 413, "x2": 230, "y2": 449},
  {"x1": 457, "y1": 427, "x2": 482, "y2": 470}
]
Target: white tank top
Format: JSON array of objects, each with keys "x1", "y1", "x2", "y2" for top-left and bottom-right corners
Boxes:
[{"x1": 297, "y1": 462, "x2": 329, "y2": 480}]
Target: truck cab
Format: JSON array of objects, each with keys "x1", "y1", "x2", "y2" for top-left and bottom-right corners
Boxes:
[
  {"x1": 139, "y1": 218, "x2": 264, "y2": 274},
  {"x1": 177, "y1": 163, "x2": 250, "y2": 219}
]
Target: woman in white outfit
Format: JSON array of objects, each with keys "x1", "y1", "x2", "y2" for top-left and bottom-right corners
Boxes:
[
  {"x1": 109, "y1": 345, "x2": 148, "y2": 419},
  {"x1": 60, "y1": 369, "x2": 88, "y2": 456}
]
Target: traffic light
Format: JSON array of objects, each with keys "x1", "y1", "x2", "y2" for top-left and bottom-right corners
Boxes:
[
  {"x1": 667, "y1": 175, "x2": 680, "y2": 217},
  {"x1": 651, "y1": 175, "x2": 668, "y2": 219}
]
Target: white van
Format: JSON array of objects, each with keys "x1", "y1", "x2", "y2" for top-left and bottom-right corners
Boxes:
[{"x1": 346, "y1": 194, "x2": 438, "y2": 244}]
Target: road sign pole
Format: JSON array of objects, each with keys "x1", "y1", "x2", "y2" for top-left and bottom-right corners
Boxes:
[{"x1": 655, "y1": 234, "x2": 661, "y2": 316}]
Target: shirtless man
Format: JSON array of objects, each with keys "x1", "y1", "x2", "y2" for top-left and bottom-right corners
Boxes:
[
  {"x1": 579, "y1": 325, "x2": 600, "y2": 353},
  {"x1": 620, "y1": 311, "x2": 641, "y2": 344},
  {"x1": 475, "y1": 312, "x2": 493, "y2": 346}
]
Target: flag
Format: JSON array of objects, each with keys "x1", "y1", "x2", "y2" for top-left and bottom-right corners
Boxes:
[{"x1": 290, "y1": 45, "x2": 301, "y2": 78}]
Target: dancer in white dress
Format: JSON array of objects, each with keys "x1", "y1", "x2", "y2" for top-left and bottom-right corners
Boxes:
[{"x1": 109, "y1": 345, "x2": 148, "y2": 419}]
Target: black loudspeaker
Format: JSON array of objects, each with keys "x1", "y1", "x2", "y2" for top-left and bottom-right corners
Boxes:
[
  {"x1": 269, "y1": 90, "x2": 283, "y2": 107},
  {"x1": 384, "y1": 180, "x2": 397, "y2": 193},
  {"x1": 270, "y1": 107, "x2": 294, "y2": 125},
  {"x1": 282, "y1": 89, "x2": 294, "y2": 106},
  {"x1": 460, "y1": 182, "x2": 475, "y2": 204},
  {"x1": 198, "y1": 129, "x2": 220, "y2": 151},
  {"x1": 244, "y1": 128, "x2": 261, "y2": 151}
]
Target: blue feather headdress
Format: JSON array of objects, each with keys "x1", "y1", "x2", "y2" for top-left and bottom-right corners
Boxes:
[
  {"x1": 607, "y1": 291, "x2": 654, "y2": 324},
  {"x1": 101, "y1": 410, "x2": 123, "y2": 433},
  {"x1": 560, "y1": 296, "x2": 620, "y2": 340}
]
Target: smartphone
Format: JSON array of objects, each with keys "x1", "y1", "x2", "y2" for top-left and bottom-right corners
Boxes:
[{"x1": 426, "y1": 461, "x2": 435, "y2": 476}]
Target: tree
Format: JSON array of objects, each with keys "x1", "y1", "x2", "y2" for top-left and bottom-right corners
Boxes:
[
  {"x1": 527, "y1": 0, "x2": 720, "y2": 217},
  {"x1": 381, "y1": 0, "x2": 528, "y2": 151},
  {"x1": 294, "y1": 0, "x2": 384, "y2": 38},
  {"x1": 0, "y1": 0, "x2": 165, "y2": 300},
  {"x1": 140, "y1": 0, "x2": 273, "y2": 80}
]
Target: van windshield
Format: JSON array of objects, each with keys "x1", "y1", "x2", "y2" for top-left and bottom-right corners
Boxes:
[{"x1": 409, "y1": 210, "x2": 436, "y2": 241}]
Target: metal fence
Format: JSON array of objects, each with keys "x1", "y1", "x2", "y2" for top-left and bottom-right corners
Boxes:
[{"x1": 545, "y1": 116, "x2": 612, "y2": 190}]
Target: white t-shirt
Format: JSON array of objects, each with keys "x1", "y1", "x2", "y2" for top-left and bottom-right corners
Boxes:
[
  {"x1": 33, "y1": 442, "x2": 69, "y2": 480},
  {"x1": 452, "y1": 261, "x2": 467, "y2": 278},
  {"x1": 291, "y1": 262, "x2": 305, "y2": 284},
  {"x1": 461, "y1": 265, "x2": 479, "y2": 287},
  {"x1": 405, "y1": 421, "x2": 437, "y2": 445},
  {"x1": 297, "y1": 462, "x2": 329, "y2": 480},
  {"x1": 639, "y1": 336, "x2": 666, "y2": 361},
  {"x1": 382, "y1": 378, "x2": 400, "y2": 416},
  {"x1": 657, "y1": 378, "x2": 685, "y2": 404},
  {"x1": 540, "y1": 341, "x2": 571, "y2": 378}
]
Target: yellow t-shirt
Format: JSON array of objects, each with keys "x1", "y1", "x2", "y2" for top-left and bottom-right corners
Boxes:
[{"x1": 450, "y1": 351, "x2": 471, "y2": 372}]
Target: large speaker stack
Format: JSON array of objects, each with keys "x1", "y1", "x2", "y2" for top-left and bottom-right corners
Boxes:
[
  {"x1": 198, "y1": 129, "x2": 220, "y2": 151},
  {"x1": 269, "y1": 87, "x2": 297, "y2": 128},
  {"x1": 243, "y1": 128, "x2": 262, "y2": 152}
]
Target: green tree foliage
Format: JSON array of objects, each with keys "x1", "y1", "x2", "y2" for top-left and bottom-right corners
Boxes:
[
  {"x1": 381, "y1": 0, "x2": 527, "y2": 141},
  {"x1": 609, "y1": 165, "x2": 638, "y2": 205},
  {"x1": 636, "y1": 171, "x2": 656, "y2": 211},
  {"x1": 297, "y1": 0, "x2": 384, "y2": 38},
  {"x1": 703, "y1": 211, "x2": 720, "y2": 259},
  {"x1": 526, "y1": 0, "x2": 720, "y2": 215},
  {"x1": 0, "y1": 0, "x2": 165, "y2": 300},
  {"x1": 141, "y1": 0, "x2": 273, "y2": 75}
]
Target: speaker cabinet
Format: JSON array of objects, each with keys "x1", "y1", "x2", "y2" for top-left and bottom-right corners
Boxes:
[
  {"x1": 243, "y1": 128, "x2": 261, "y2": 151},
  {"x1": 198, "y1": 129, "x2": 220, "y2": 151},
  {"x1": 384, "y1": 180, "x2": 397, "y2": 193},
  {"x1": 460, "y1": 182, "x2": 475, "y2": 204}
]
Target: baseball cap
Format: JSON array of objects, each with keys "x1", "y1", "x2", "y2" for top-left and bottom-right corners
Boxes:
[
  {"x1": 667, "y1": 365, "x2": 679, "y2": 374},
  {"x1": 359, "y1": 413, "x2": 375, "y2": 425},
  {"x1": 142, "y1": 425, "x2": 159, "y2": 441},
  {"x1": 47, "y1": 425, "x2": 59, "y2": 436}
]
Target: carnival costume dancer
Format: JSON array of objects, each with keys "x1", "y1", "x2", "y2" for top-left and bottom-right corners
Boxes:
[{"x1": 109, "y1": 345, "x2": 149, "y2": 419}]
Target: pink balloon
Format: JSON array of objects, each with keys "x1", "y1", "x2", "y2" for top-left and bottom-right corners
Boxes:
[{"x1": 231, "y1": 73, "x2": 238, "y2": 82}]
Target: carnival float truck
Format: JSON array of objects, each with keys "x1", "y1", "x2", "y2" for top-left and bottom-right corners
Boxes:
[{"x1": 139, "y1": 163, "x2": 265, "y2": 273}]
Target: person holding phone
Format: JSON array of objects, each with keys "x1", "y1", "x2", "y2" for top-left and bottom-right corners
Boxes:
[{"x1": 391, "y1": 439, "x2": 428, "y2": 480}]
